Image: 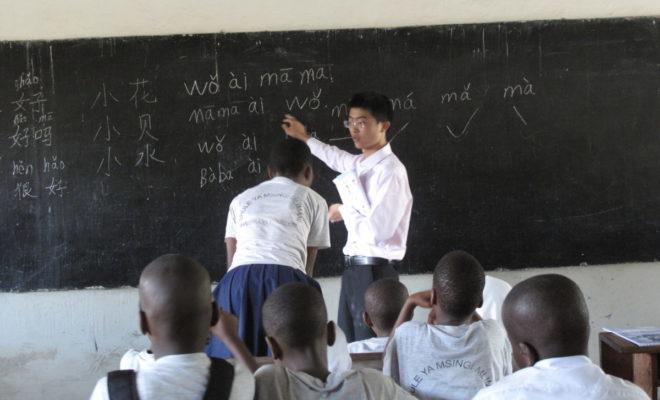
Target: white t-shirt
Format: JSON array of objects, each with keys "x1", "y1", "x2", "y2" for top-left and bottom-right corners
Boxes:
[
  {"x1": 383, "y1": 319, "x2": 512, "y2": 400},
  {"x1": 119, "y1": 349, "x2": 154, "y2": 371},
  {"x1": 477, "y1": 276, "x2": 512, "y2": 324},
  {"x1": 89, "y1": 353, "x2": 255, "y2": 400},
  {"x1": 254, "y1": 364, "x2": 416, "y2": 400},
  {"x1": 226, "y1": 176, "x2": 330, "y2": 272},
  {"x1": 473, "y1": 355, "x2": 650, "y2": 400},
  {"x1": 328, "y1": 323, "x2": 353, "y2": 373},
  {"x1": 348, "y1": 336, "x2": 389, "y2": 354},
  {"x1": 307, "y1": 138, "x2": 412, "y2": 260}
]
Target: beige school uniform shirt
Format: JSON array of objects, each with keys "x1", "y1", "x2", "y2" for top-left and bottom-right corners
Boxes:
[{"x1": 255, "y1": 364, "x2": 415, "y2": 400}]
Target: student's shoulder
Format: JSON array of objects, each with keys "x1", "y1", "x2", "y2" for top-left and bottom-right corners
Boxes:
[
  {"x1": 301, "y1": 185, "x2": 327, "y2": 206},
  {"x1": 355, "y1": 368, "x2": 416, "y2": 399},
  {"x1": 89, "y1": 376, "x2": 110, "y2": 400},
  {"x1": 479, "y1": 319, "x2": 508, "y2": 337},
  {"x1": 602, "y1": 374, "x2": 652, "y2": 399},
  {"x1": 472, "y1": 369, "x2": 535, "y2": 399},
  {"x1": 227, "y1": 360, "x2": 256, "y2": 399},
  {"x1": 394, "y1": 320, "x2": 428, "y2": 338},
  {"x1": 254, "y1": 363, "x2": 287, "y2": 381}
]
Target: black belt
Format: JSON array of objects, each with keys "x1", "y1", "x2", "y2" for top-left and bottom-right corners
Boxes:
[{"x1": 344, "y1": 255, "x2": 396, "y2": 267}]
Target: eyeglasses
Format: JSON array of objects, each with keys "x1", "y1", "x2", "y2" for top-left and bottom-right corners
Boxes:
[{"x1": 343, "y1": 119, "x2": 370, "y2": 130}]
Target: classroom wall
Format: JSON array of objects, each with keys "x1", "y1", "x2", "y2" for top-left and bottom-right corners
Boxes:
[{"x1": 2, "y1": 1, "x2": 660, "y2": 399}]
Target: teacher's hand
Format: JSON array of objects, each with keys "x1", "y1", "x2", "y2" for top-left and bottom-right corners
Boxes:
[
  {"x1": 328, "y1": 203, "x2": 343, "y2": 223},
  {"x1": 281, "y1": 114, "x2": 311, "y2": 142}
]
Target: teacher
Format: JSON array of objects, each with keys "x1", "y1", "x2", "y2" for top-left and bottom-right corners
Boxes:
[{"x1": 282, "y1": 92, "x2": 413, "y2": 342}]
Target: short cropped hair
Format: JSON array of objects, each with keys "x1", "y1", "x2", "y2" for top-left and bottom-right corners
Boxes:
[
  {"x1": 364, "y1": 278, "x2": 408, "y2": 332},
  {"x1": 348, "y1": 92, "x2": 394, "y2": 123},
  {"x1": 433, "y1": 250, "x2": 485, "y2": 319},
  {"x1": 268, "y1": 139, "x2": 312, "y2": 178},
  {"x1": 262, "y1": 282, "x2": 326, "y2": 349}
]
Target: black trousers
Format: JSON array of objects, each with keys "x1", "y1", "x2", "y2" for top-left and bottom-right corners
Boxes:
[{"x1": 338, "y1": 261, "x2": 399, "y2": 343}]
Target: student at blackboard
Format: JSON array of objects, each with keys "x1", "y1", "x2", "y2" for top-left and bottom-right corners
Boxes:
[
  {"x1": 473, "y1": 274, "x2": 650, "y2": 400},
  {"x1": 254, "y1": 282, "x2": 416, "y2": 400},
  {"x1": 89, "y1": 254, "x2": 255, "y2": 400},
  {"x1": 347, "y1": 278, "x2": 409, "y2": 354},
  {"x1": 205, "y1": 139, "x2": 331, "y2": 359},
  {"x1": 383, "y1": 250, "x2": 512, "y2": 400},
  {"x1": 282, "y1": 91, "x2": 413, "y2": 343}
]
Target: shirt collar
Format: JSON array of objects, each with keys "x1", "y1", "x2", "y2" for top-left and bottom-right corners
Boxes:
[
  {"x1": 154, "y1": 352, "x2": 209, "y2": 365},
  {"x1": 357, "y1": 143, "x2": 393, "y2": 174},
  {"x1": 289, "y1": 368, "x2": 355, "y2": 393},
  {"x1": 534, "y1": 355, "x2": 592, "y2": 369},
  {"x1": 269, "y1": 176, "x2": 295, "y2": 184}
]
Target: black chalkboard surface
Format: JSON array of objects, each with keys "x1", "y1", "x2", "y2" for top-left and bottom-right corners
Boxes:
[{"x1": 1, "y1": 17, "x2": 659, "y2": 291}]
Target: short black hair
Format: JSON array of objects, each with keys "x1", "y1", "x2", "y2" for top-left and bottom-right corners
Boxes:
[
  {"x1": 433, "y1": 250, "x2": 485, "y2": 319},
  {"x1": 364, "y1": 278, "x2": 408, "y2": 333},
  {"x1": 262, "y1": 282, "x2": 326, "y2": 349},
  {"x1": 503, "y1": 274, "x2": 590, "y2": 357},
  {"x1": 268, "y1": 139, "x2": 312, "y2": 178},
  {"x1": 348, "y1": 92, "x2": 394, "y2": 123}
]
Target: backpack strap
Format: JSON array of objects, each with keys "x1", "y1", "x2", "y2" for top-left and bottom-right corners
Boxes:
[
  {"x1": 203, "y1": 357, "x2": 235, "y2": 400},
  {"x1": 107, "y1": 370, "x2": 140, "y2": 400}
]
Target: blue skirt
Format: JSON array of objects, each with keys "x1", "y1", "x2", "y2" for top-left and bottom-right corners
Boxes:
[{"x1": 205, "y1": 263, "x2": 322, "y2": 358}]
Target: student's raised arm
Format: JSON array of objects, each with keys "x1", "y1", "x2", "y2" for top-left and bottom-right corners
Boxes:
[
  {"x1": 211, "y1": 307, "x2": 259, "y2": 374},
  {"x1": 393, "y1": 290, "x2": 433, "y2": 330},
  {"x1": 282, "y1": 114, "x2": 358, "y2": 173}
]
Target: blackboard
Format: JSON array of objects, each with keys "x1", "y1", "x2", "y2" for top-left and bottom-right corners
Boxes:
[{"x1": 1, "y1": 17, "x2": 659, "y2": 291}]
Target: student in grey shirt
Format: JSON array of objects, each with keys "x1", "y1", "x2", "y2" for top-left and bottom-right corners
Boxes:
[
  {"x1": 255, "y1": 282, "x2": 416, "y2": 400},
  {"x1": 383, "y1": 251, "x2": 512, "y2": 400}
]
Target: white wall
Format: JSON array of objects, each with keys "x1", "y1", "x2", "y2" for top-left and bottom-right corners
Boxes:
[
  {"x1": 0, "y1": 0, "x2": 659, "y2": 40},
  {"x1": 2, "y1": 1, "x2": 660, "y2": 399}
]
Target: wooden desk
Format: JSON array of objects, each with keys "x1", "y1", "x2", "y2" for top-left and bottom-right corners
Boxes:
[
  {"x1": 350, "y1": 352, "x2": 384, "y2": 371},
  {"x1": 599, "y1": 331, "x2": 660, "y2": 399}
]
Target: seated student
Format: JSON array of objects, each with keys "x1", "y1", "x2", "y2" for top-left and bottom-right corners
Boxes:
[
  {"x1": 476, "y1": 276, "x2": 512, "y2": 324},
  {"x1": 473, "y1": 274, "x2": 650, "y2": 400},
  {"x1": 254, "y1": 282, "x2": 416, "y2": 400},
  {"x1": 383, "y1": 250, "x2": 512, "y2": 400},
  {"x1": 206, "y1": 139, "x2": 331, "y2": 358},
  {"x1": 348, "y1": 278, "x2": 409, "y2": 353},
  {"x1": 89, "y1": 254, "x2": 255, "y2": 400}
]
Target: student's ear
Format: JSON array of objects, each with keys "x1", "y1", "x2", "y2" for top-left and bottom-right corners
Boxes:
[
  {"x1": 380, "y1": 120, "x2": 391, "y2": 133},
  {"x1": 430, "y1": 288, "x2": 438, "y2": 306},
  {"x1": 210, "y1": 301, "x2": 219, "y2": 327},
  {"x1": 363, "y1": 311, "x2": 374, "y2": 328},
  {"x1": 516, "y1": 342, "x2": 540, "y2": 368},
  {"x1": 326, "y1": 321, "x2": 336, "y2": 347},
  {"x1": 139, "y1": 310, "x2": 150, "y2": 336},
  {"x1": 303, "y1": 164, "x2": 313, "y2": 184},
  {"x1": 265, "y1": 336, "x2": 283, "y2": 361},
  {"x1": 267, "y1": 166, "x2": 275, "y2": 179}
]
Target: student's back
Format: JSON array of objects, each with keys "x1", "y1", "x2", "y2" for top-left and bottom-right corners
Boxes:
[
  {"x1": 226, "y1": 176, "x2": 328, "y2": 271},
  {"x1": 384, "y1": 318, "x2": 510, "y2": 400},
  {"x1": 89, "y1": 254, "x2": 254, "y2": 400},
  {"x1": 255, "y1": 282, "x2": 416, "y2": 400},
  {"x1": 473, "y1": 274, "x2": 649, "y2": 400},
  {"x1": 383, "y1": 251, "x2": 511, "y2": 400},
  {"x1": 256, "y1": 364, "x2": 412, "y2": 400}
]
